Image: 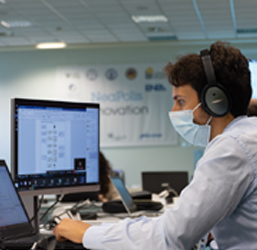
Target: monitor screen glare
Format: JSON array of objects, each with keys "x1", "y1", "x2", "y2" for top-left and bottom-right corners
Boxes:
[{"x1": 11, "y1": 98, "x2": 100, "y2": 196}]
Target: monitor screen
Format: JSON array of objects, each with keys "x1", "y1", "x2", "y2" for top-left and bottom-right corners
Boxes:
[
  {"x1": 11, "y1": 98, "x2": 100, "y2": 196},
  {"x1": 142, "y1": 171, "x2": 188, "y2": 195}
]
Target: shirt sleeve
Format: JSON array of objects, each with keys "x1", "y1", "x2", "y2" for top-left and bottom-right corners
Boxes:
[
  {"x1": 83, "y1": 225, "x2": 106, "y2": 250},
  {"x1": 83, "y1": 135, "x2": 253, "y2": 250}
]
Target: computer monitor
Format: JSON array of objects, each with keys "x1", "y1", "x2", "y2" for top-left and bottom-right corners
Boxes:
[
  {"x1": 142, "y1": 171, "x2": 189, "y2": 195},
  {"x1": 11, "y1": 98, "x2": 100, "y2": 197}
]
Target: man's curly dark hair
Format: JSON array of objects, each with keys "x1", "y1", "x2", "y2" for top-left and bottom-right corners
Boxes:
[{"x1": 164, "y1": 41, "x2": 252, "y2": 117}]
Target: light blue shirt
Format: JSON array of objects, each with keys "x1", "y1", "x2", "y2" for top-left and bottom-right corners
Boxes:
[{"x1": 83, "y1": 116, "x2": 257, "y2": 250}]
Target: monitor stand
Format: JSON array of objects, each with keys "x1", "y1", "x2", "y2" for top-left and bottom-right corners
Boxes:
[{"x1": 21, "y1": 196, "x2": 39, "y2": 233}]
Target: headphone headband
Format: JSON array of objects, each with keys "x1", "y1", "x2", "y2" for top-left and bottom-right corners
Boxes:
[{"x1": 200, "y1": 50, "x2": 217, "y2": 85}]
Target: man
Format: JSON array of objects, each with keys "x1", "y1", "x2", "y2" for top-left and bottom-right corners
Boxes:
[{"x1": 53, "y1": 41, "x2": 257, "y2": 249}]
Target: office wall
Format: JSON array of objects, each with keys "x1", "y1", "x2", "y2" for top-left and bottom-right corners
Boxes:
[{"x1": 0, "y1": 40, "x2": 256, "y2": 188}]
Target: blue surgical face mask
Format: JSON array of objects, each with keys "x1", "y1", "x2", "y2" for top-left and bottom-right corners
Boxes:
[{"x1": 168, "y1": 103, "x2": 212, "y2": 147}]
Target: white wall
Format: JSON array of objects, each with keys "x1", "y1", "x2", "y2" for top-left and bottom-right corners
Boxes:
[{"x1": 0, "y1": 40, "x2": 256, "y2": 187}]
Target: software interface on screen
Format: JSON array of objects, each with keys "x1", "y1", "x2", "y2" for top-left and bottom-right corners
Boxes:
[{"x1": 13, "y1": 100, "x2": 99, "y2": 193}]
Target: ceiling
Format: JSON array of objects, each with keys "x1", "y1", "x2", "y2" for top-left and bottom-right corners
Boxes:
[{"x1": 0, "y1": 0, "x2": 256, "y2": 48}]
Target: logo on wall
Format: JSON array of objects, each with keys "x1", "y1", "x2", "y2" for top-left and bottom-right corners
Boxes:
[
  {"x1": 125, "y1": 68, "x2": 137, "y2": 80},
  {"x1": 65, "y1": 72, "x2": 80, "y2": 79},
  {"x1": 86, "y1": 69, "x2": 98, "y2": 81},
  {"x1": 139, "y1": 133, "x2": 162, "y2": 139},
  {"x1": 67, "y1": 83, "x2": 79, "y2": 95},
  {"x1": 105, "y1": 68, "x2": 118, "y2": 81},
  {"x1": 145, "y1": 67, "x2": 165, "y2": 79},
  {"x1": 145, "y1": 67, "x2": 153, "y2": 79},
  {"x1": 145, "y1": 84, "x2": 166, "y2": 92},
  {"x1": 108, "y1": 133, "x2": 127, "y2": 141}
]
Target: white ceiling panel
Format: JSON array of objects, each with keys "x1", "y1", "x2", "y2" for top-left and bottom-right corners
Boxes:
[
  {"x1": 0, "y1": 0, "x2": 255, "y2": 48},
  {"x1": 197, "y1": 0, "x2": 234, "y2": 39},
  {"x1": 122, "y1": 4, "x2": 162, "y2": 14},
  {"x1": 177, "y1": 32, "x2": 205, "y2": 40},
  {"x1": 106, "y1": 23, "x2": 137, "y2": 29},
  {"x1": 161, "y1": 1, "x2": 204, "y2": 40},
  {"x1": 1, "y1": 37, "x2": 31, "y2": 45},
  {"x1": 112, "y1": 29, "x2": 141, "y2": 36},
  {"x1": 117, "y1": 36, "x2": 147, "y2": 42}
]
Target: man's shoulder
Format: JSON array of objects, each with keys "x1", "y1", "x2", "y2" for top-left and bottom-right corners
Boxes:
[
  {"x1": 223, "y1": 116, "x2": 257, "y2": 138},
  {"x1": 205, "y1": 116, "x2": 257, "y2": 159}
]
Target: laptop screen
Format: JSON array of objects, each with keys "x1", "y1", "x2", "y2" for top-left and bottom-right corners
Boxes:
[
  {"x1": 0, "y1": 160, "x2": 33, "y2": 239},
  {"x1": 0, "y1": 165, "x2": 28, "y2": 228},
  {"x1": 110, "y1": 177, "x2": 136, "y2": 214}
]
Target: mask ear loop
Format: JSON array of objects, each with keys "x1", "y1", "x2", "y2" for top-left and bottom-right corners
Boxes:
[
  {"x1": 206, "y1": 116, "x2": 212, "y2": 126},
  {"x1": 193, "y1": 103, "x2": 213, "y2": 126},
  {"x1": 192, "y1": 103, "x2": 202, "y2": 113}
]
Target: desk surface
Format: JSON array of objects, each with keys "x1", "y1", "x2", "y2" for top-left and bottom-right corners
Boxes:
[{"x1": 38, "y1": 196, "x2": 177, "y2": 250}]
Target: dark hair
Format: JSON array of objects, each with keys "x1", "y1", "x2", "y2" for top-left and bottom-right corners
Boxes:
[
  {"x1": 164, "y1": 41, "x2": 252, "y2": 117},
  {"x1": 99, "y1": 151, "x2": 112, "y2": 195}
]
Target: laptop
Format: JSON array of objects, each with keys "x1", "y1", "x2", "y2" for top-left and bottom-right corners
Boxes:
[
  {"x1": 106, "y1": 176, "x2": 163, "y2": 218},
  {"x1": 142, "y1": 171, "x2": 189, "y2": 195},
  {"x1": 0, "y1": 160, "x2": 85, "y2": 250}
]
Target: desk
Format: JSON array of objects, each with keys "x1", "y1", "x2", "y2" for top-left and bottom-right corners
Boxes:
[
  {"x1": 39, "y1": 195, "x2": 175, "y2": 250},
  {"x1": 39, "y1": 193, "x2": 172, "y2": 226}
]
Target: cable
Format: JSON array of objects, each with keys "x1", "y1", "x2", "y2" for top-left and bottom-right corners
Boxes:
[
  {"x1": 30, "y1": 242, "x2": 38, "y2": 250},
  {"x1": 30, "y1": 235, "x2": 56, "y2": 250},
  {"x1": 158, "y1": 187, "x2": 179, "y2": 199},
  {"x1": 39, "y1": 194, "x2": 64, "y2": 223},
  {"x1": 168, "y1": 188, "x2": 179, "y2": 197},
  {"x1": 41, "y1": 199, "x2": 96, "y2": 230},
  {"x1": 29, "y1": 195, "x2": 45, "y2": 224}
]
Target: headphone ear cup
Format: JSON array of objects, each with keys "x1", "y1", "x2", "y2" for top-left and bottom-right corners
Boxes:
[
  {"x1": 201, "y1": 83, "x2": 231, "y2": 117},
  {"x1": 200, "y1": 49, "x2": 232, "y2": 117}
]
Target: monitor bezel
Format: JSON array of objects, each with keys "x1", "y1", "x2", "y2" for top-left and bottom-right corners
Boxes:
[{"x1": 11, "y1": 98, "x2": 100, "y2": 196}]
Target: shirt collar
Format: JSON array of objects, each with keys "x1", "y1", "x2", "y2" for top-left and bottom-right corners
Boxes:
[{"x1": 222, "y1": 115, "x2": 247, "y2": 134}]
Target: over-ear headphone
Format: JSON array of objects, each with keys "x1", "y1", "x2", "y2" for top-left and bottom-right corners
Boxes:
[{"x1": 200, "y1": 49, "x2": 231, "y2": 117}]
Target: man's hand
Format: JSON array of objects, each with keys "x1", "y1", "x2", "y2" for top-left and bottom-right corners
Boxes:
[{"x1": 53, "y1": 218, "x2": 92, "y2": 243}]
